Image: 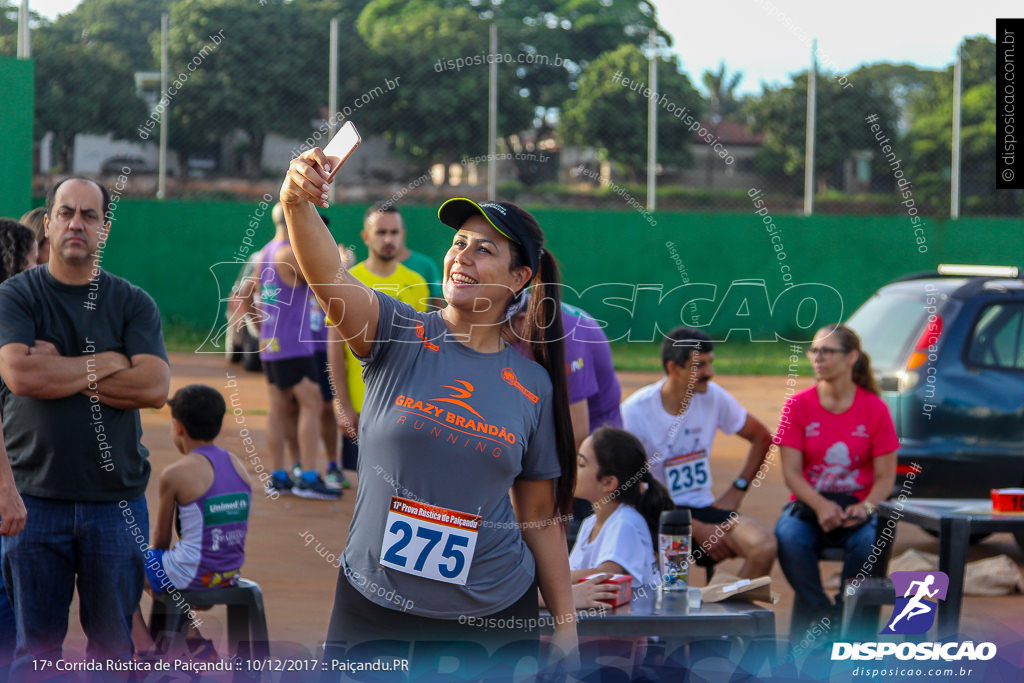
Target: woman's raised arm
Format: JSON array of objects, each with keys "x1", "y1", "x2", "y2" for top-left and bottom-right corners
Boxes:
[{"x1": 279, "y1": 149, "x2": 379, "y2": 357}]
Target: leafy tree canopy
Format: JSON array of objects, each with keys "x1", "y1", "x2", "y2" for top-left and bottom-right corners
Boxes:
[
  {"x1": 32, "y1": 31, "x2": 147, "y2": 171},
  {"x1": 561, "y1": 44, "x2": 702, "y2": 180},
  {"x1": 743, "y1": 64, "x2": 901, "y2": 191}
]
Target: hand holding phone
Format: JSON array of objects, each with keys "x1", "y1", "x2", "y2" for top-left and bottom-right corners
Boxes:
[{"x1": 322, "y1": 121, "x2": 361, "y2": 182}]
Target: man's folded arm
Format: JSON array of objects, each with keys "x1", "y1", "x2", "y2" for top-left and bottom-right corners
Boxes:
[
  {"x1": 86, "y1": 354, "x2": 171, "y2": 410},
  {"x1": 0, "y1": 343, "x2": 129, "y2": 400}
]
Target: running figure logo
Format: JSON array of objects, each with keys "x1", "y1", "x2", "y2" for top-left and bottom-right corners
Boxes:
[
  {"x1": 881, "y1": 571, "x2": 949, "y2": 635},
  {"x1": 432, "y1": 380, "x2": 485, "y2": 419}
]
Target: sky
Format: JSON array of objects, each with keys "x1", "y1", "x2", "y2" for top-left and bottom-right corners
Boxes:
[
  {"x1": 23, "y1": 0, "x2": 1019, "y2": 95},
  {"x1": 656, "y1": 0, "x2": 1016, "y2": 94}
]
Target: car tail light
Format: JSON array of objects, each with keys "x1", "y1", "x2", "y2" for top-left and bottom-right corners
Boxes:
[{"x1": 906, "y1": 315, "x2": 944, "y2": 370}]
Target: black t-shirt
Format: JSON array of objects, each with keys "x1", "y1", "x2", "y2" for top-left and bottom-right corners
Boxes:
[{"x1": 0, "y1": 265, "x2": 167, "y2": 501}]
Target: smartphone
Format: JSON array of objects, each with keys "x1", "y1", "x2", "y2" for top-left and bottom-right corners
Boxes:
[{"x1": 322, "y1": 121, "x2": 361, "y2": 182}]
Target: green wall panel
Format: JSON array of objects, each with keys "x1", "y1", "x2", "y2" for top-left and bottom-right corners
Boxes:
[
  {"x1": 0, "y1": 58, "x2": 34, "y2": 219},
  {"x1": 71, "y1": 198, "x2": 1023, "y2": 347}
]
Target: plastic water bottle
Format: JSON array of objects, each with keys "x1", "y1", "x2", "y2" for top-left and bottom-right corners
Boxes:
[{"x1": 658, "y1": 509, "x2": 691, "y2": 592}]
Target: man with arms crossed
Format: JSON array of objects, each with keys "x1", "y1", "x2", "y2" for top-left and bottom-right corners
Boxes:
[
  {"x1": 0, "y1": 178, "x2": 170, "y2": 675},
  {"x1": 622, "y1": 326, "x2": 775, "y2": 579}
]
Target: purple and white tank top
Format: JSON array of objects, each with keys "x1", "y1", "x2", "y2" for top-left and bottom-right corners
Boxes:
[{"x1": 161, "y1": 445, "x2": 251, "y2": 590}]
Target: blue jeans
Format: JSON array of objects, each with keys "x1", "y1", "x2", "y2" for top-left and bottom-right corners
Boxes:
[
  {"x1": 1, "y1": 495, "x2": 148, "y2": 679},
  {"x1": 0, "y1": 567, "x2": 14, "y2": 671},
  {"x1": 775, "y1": 505, "x2": 877, "y2": 629}
]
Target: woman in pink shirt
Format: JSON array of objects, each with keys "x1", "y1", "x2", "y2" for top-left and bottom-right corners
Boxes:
[{"x1": 774, "y1": 324, "x2": 898, "y2": 633}]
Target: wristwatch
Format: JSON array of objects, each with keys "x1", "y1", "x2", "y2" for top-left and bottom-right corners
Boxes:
[
  {"x1": 863, "y1": 501, "x2": 876, "y2": 516},
  {"x1": 732, "y1": 477, "x2": 750, "y2": 492}
]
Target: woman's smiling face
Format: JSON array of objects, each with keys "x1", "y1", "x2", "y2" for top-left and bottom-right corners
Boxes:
[{"x1": 442, "y1": 215, "x2": 532, "y2": 316}]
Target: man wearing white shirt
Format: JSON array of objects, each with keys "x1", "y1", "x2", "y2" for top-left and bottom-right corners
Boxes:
[{"x1": 621, "y1": 326, "x2": 776, "y2": 579}]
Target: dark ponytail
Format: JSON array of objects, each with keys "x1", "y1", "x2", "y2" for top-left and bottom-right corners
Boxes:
[
  {"x1": 636, "y1": 469, "x2": 675, "y2": 552},
  {"x1": 851, "y1": 353, "x2": 878, "y2": 395},
  {"x1": 818, "y1": 324, "x2": 879, "y2": 395},
  {"x1": 0, "y1": 220, "x2": 35, "y2": 283},
  {"x1": 508, "y1": 205, "x2": 576, "y2": 521},
  {"x1": 590, "y1": 427, "x2": 674, "y2": 550}
]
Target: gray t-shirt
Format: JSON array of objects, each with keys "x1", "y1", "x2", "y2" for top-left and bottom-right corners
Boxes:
[{"x1": 342, "y1": 291, "x2": 561, "y2": 618}]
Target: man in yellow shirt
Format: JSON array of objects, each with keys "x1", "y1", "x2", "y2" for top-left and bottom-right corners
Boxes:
[{"x1": 327, "y1": 205, "x2": 428, "y2": 481}]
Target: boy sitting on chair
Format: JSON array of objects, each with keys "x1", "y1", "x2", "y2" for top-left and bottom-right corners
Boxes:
[{"x1": 132, "y1": 384, "x2": 253, "y2": 657}]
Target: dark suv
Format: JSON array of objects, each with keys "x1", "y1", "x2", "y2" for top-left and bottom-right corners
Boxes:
[{"x1": 846, "y1": 265, "x2": 1024, "y2": 504}]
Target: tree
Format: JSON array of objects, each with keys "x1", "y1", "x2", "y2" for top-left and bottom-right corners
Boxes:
[
  {"x1": 356, "y1": 0, "x2": 669, "y2": 183},
  {"x1": 0, "y1": 0, "x2": 45, "y2": 55},
  {"x1": 0, "y1": 1, "x2": 149, "y2": 171},
  {"x1": 560, "y1": 44, "x2": 703, "y2": 181},
  {"x1": 0, "y1": 1, "x2": 16, "y2": 46},
  {"x1": 903, "y1": 36, "x2": 1013, "y2": 213},
  {"x1": 744, "y1": 65, "x2": 900, "y2": 194},
  {"x1": 32, "y1": 32, "x2": 147, "y2": 172},
  {"x1": 852, "y1": 62, "x2": 934, "y2": 129},
  {"x1": 958, "y1": 35, "x2": 997, "y2": 93},
  {"x1": 702, "y1": 61, "x2": 743, "y2": 123},
  {"x1": 357, "y1": 0, "x2": 536, "y2": 182},
  {"x1": 483, "y1": 0, "x2": 666, "y2": 110},
  {"x1": 47, "y1": 0, "x2": 171, "y2": 72},
  {"x1": 701, "y1": 61, "x2": 743, "y2": 186},
  {"x1": 164, "y1": 0, "x2": 349, "y2": 177}
]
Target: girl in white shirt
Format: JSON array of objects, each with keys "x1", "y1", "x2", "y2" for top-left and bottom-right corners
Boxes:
[{"x1": 569, "y1": 427, "x2": 674, "y2": 608}]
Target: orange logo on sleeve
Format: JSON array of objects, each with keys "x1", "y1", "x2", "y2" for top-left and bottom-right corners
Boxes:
[
  {"x1": 501, "y1": 368, "x2": 539, "y2": 404},
  {"x1": 415, "y1": 323, "x2": 439, "y2": 352}
]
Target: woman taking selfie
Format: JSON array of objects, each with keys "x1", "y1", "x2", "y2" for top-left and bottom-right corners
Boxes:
[
  {"x1": 279, "y1": 149, "x2": 578, "y2": 666},
  {"x1": 774, "y1": 324, "x2": 897, "y2": 631}
]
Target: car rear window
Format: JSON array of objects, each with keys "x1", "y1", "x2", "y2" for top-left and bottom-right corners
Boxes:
[
  {"x1": 846, "y1": 292, "x2": 930, "y2": 372},
  {"x1": 966, "y1": 302, "x2": 1024, "y2": 370}
]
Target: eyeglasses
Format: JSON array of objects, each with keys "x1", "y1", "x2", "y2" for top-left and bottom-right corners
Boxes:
[{"x1": 806, "y1": 346, "x2": 847, "y2": 358}]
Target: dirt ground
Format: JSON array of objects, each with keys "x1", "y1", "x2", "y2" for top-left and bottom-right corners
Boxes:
[{"x1": 58, "y1": 353, "x2": 1024, "y2": 659}]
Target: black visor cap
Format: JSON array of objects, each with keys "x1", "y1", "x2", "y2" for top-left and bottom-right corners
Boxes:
[{"x1": 437, "y1": 198, "x2": 540, "y2": 279}]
